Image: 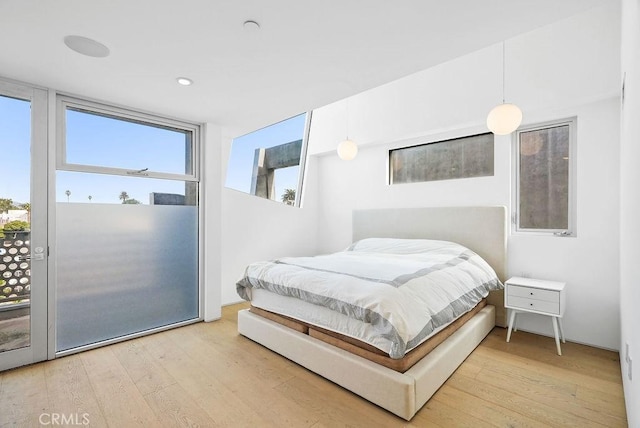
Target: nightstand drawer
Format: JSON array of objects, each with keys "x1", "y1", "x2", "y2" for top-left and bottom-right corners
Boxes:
[
  {"x1": 507, "y1": 295, "x2": 560, "y2": 315},
  {"x1": 507, "y1": 285, "x2": 559, "y2": 303}
]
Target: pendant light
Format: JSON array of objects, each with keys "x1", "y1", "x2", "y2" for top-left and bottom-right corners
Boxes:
[
  {"x1": 487, "y1": 42, "x2": 522, "y2": 135},
  {"x1": 337, "y1": 98, "x2": 358, "y2": 160}
]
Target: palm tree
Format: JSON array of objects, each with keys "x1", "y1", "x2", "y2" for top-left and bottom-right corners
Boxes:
[
  {"x1": 281, "y1": 188, "x2": 296, "y2": 206},
  {"x1": 119, "y1": 191, "x2": 129, "y2": 203},
  {"x1": 88, "y1": 195, "x2": 92, "y2": 202},
  {"x1": 65, "y1": 190, "x2": 71, "y2": 202}
]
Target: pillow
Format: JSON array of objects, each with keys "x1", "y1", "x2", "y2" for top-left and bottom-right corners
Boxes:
[{"x1": 346, "y1": 237, "x2": 464, "y2": 255}]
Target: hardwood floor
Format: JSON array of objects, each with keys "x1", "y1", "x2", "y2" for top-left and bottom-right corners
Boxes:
[{"x1": 0, "y1": 303, "x2": 627, "y2": 427}]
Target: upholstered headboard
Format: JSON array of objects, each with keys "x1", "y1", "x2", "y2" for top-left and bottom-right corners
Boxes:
[{"x1": 352, "y1": 206, "x2": 508, "y2": 327}]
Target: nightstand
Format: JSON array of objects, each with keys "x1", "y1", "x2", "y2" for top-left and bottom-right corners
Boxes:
[{"x1": 504, "y1": 277, "x2": 566, "y2": 355}]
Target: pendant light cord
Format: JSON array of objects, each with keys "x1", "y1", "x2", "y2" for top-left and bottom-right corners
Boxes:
[
  {"x1": 345, "y1": 98, "x2": 349, "y2": 140},
  {"x1": 502, "y1": 41, "x2": 506, "y2": 104}
]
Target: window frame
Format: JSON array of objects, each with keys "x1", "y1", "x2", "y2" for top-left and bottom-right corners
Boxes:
[
  {"x1": 56, "y1": 95, "x2": 200, "y2": 183},
  {"x1": 388, "y1": 132, "x2": 495, "y2": 185},
  {"x1": 512, "y1": 117, "x2": 577, "y2": 236},
  {"x1": 224, "y1": 111, "x2": 312, "y2": 208},
  {"x1": 294, "y1": 111, "x2": 312, "y2": 207}
]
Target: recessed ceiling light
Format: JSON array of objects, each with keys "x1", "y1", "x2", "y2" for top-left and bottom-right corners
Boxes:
[
  {"x1": 243, "y1": 20, "x2": 260, "y2": 32},
  {"x1": 64, "y1": 35, "x2": 110, "y2": 58},
  {"x1": 176, "y1": 77, "x2": 193, "y2": 86}
]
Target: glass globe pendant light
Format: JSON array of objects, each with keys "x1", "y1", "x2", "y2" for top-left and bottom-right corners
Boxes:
[
  {"x1": 487, "y1": 42, "x2": 522, "y2": 135},
  {"x1": 337, "y1": 98, "x2": 358, "y2": 160},
  {"x1": 337, "y1": 139, "x2": 358, "y2": 160}
]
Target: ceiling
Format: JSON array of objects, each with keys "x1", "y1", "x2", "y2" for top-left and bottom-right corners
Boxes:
[{"x1": 0, "y1": 0, "x2": 607, "y2": 136}]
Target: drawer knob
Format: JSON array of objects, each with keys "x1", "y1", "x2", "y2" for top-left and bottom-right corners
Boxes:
[
  {"x1": 530, "y1": 303, "x2": 533, "y2": 306},
  {"x1": 530, "y1": 292, "x2": 533, "y2": 295}
]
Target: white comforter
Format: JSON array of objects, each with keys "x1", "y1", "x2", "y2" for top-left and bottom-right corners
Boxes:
[{"x1": 237, "y1": 238, "x2": 502, "y2": 359}]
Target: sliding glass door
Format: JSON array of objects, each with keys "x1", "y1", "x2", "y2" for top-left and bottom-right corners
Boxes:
[
  {"x1": 0, "y1": 81, "x2": 48, "y2": 371},
  {"x1": 54, "y1": 97, "x2": 200, "y2": 354}
]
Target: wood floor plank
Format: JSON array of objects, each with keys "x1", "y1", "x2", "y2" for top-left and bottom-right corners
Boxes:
[
  {"x1": 417, "y1": 397, "x2": 494, "y2": 428},
  {"x1": 0, "y1": 364, "x2": 49, "y2": 423},
  {"x1": 474, "y1": 365, "x2": 626, "y2": 426},
  {"x1": 0, "y1": 304, "x2": 628, "y2": 427},
  {"x1": 111, "y1": 339, "x2": 177, "y2": 396},
  {"x1": 576, "y1": 385, "x2": 629, "y2": 420},
  {"x1": 274, "y1": 371, "x2": 403, "y2": 427},
  {"x1": 448, "y1": 369, "x2": 609, "y2": 428},
  {"x1": 435, "y1": 383, "x2": 549, "y2": 428},
  {"x1": 485, "y1": 329, "x2": 623, "y2": 383},
  {"x1": 309, "y1": 421, "x2": 347, "y2": 428},
  {"x1": 472, "y1": 345, "x2": 625, "y2": 398},
  {"x1": 143, "y1": 383, "x2": 220, "y2": 428},
  {"x1": 493, "y1": 323, "x2": 621, "y2": 362},
  {"x1": 79, "y1": 347, "x2": 163, "y2": 427},
  {"x1": 467, "y1": 351, "x2": 579, "y2": 396},
  {"x1": 150, "y1": 326, "x2": 318, "y2": 427},
  {"x1": 169, "y1": 323, "x2": 300, "y2": 390},
  {"x1": 450, "y1": 358, "x2": 483, "y2": 379},
  {"x1": 43, "y1": 355, "x2": 108, "y2": 427},
  {"x1": 190, "y1": 322, "x2": 314, "y2": 384},
  {"x1": 139, "y1": 332, "x2": 276, "y2": 428}
]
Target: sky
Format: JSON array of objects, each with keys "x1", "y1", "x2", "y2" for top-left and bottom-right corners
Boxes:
[
  {"x1": 0, "y1": 96, "x2": 188, "y2": 206},
  {"x1": 225, "y1": 113, "x2": 306, "y2": 201},
  {"x1": 1, "y1": 95, "x2": 306, "y2": 208},
  {"x1": 0, "y1": 95, "x2": 30, "y2": 205},
  {"x1": 58, "y1": 109, "x2": 188, "y2": 204}
]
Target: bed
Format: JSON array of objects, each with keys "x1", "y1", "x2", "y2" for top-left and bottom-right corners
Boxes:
[{"x1": 237, "y1": 206, "x2": 507, "y2": 420}]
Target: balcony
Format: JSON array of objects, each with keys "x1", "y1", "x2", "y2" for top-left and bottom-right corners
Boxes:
[{"x1": 0, "y1": 231, "x2": 31, "y2": 352}]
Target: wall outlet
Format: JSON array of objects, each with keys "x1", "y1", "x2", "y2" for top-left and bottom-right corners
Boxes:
[
  {"x1": 626, "y1": 342, "x2": 631, "y2": 363},
  {"x1": 521, "y1": 272, "x2": 530, "y2": 278}
]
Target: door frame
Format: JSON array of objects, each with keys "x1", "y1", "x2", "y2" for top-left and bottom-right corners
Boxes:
[{"x1": 0, "y1": 79, "x2": 49, "y2": 371}]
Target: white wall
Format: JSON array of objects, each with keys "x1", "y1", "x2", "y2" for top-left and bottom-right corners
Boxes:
[
  {"x1": 202, "y1": 122, "x2": 222, "y2": 321},
  {"x1": 219, "y1": 133, "x2": 320, "y2": 305},
  {"x1": 306, "y1": 3, "x2": 621, "y2": 350},
  {"x1": 308, "y1": 4, "x2": 619, "y2": 156},
  {"x1": 619, "y1": 0, "x2": 639, "y2": 424}
]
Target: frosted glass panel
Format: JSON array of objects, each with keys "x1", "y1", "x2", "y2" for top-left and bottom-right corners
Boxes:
[{"x1": 56, "y1": 203, "x2": 198, "y2": 351}]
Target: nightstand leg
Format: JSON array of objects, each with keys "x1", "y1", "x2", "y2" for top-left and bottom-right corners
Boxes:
[
  {"x1": 558, "y1": 318, "x2": 565, "y2": 343},
  {"x1": 506, "y1": 310, "x2": 517, "y2": 342},
  {"x1": 513, "y1": 312, "x2": 519, "y2": 332},
  {"x1": 552, "y1": 317, "x2": 562, "y2": 356}
]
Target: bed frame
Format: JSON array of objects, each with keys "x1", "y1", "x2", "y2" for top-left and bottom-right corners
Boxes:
[{"x1": 238, "y1": 206, "x2": 508, "y2": 420}]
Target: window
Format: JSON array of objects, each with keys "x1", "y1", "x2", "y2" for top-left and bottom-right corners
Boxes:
[
  {"x1": 225, "y1": 112, "x2": 311, "y2": 206},
  {"x1": 514, "y1": 118, "x2": 576, "y2": 235},
  {"x1": 56, "y1": 97, "x2": 198, "y2": 205},
  {"x1": 55, "y1": 96, "x2": 200, "y2": 352},
  {"x1": 389, "y1": 133, "x2": 494, "y2": 184},
  {"x1": 58, "y1": 100, "x2": 197, "y2": 181}
]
